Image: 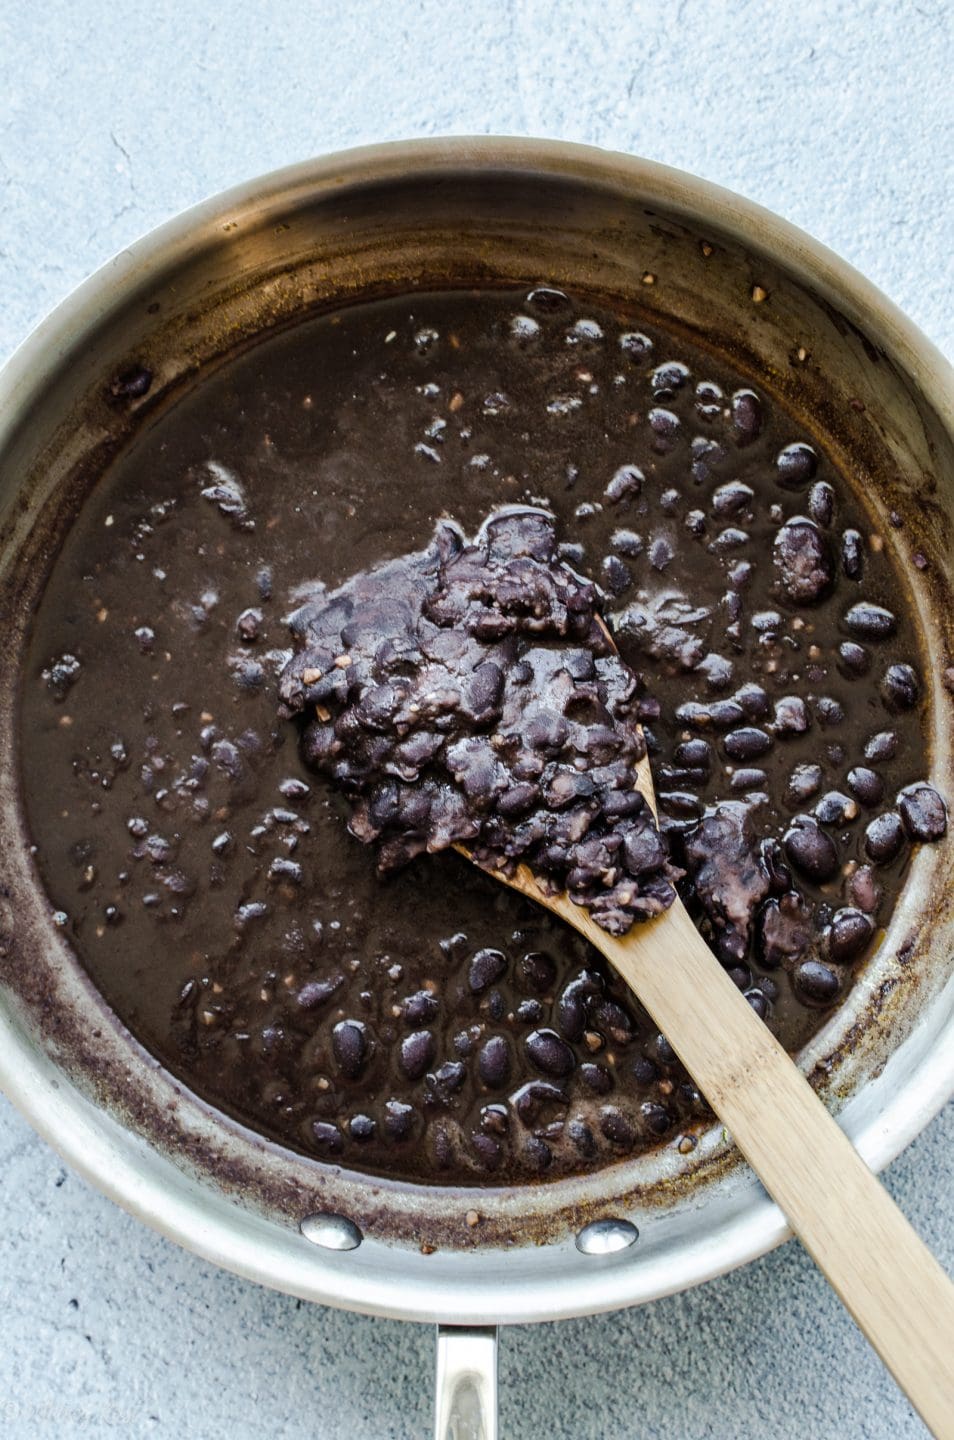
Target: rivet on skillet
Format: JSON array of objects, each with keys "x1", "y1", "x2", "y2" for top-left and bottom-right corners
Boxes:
[
  {"x1": 300, "y1": 1212, "x2": 363, "y2": 1251},
  {"x1": 575, "y1": 1218, "x2": 639, "y2": 1255}
]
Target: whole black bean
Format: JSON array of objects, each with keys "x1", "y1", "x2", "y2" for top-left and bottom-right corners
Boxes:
[
  {"x1": 604, "y1": 464, "x2": 644, "y2": 505},
  {"x1": 783, "y1": 816, "x2": 840, "y2": 882},
  {"x1": 601, "y1": 554, "x2": 632, "y2": 595},
  {"x1": 400, "y1": 1029, "x2": 435, "y2": 1080},
  {"x1": 611, "y1": 528, "x2": 643, "y2": 557},
  {"x1": 731, "y1": 389, "x2": 762, "y2": 445},
  {"x1": 674, "y1": 738, "x2": 712, "y2": 770},
  {"x1": 470, "y1": 1131, "x2": 503, "y2": 1171},
  {"x1": 724, "y1": 727, "x2": 772, "y2": 761},
  {"x1": 808, "y1": 481, "x2": 835, "y2": 527},
  {"x1": 648, "y1": 408, "x2": 682, "y2": 454},
  {"x1": 731, "y1": 768, "x2": 767, "y2": 792},
  {"x1": 632, "y1": 1056, "x2": 657, "y2": 1085},
  {"x1": 844, "y1": 602, "x2": 897, "y2": 639},
  {"x1": 881, "y1": 663, "x2": 920, "y2": 713},
  {"x1": 524, "y1": 1137, "x2": 553, "y2": 1171},
  {"x1": 709, "y1": 699, "x2": 745, "y2": 728},
  {"x1": 590, "y1": 999, "x2": 634, "y2": 1046},
  {"x1": 428, "y1": 1061, "x2": 466, "y2": 1100},
  {"x1": 712, "y1": 481, "x2": 754, "y2": 517},
  {"x1": 776, "y1": 442, "x2": 817, "y2": 488},
  {"x1": 659, "y1": 790, "x2": 704, "y2": 819},
  {"x1": 619, "y1": 331, "x2": 654, "y2": 362},
  {"x1": 846, "y1": 767, "x2": 884, "y2": 807},
  {"x1": 826, "y1": 908, "x2": 875, "y2": 963},
  {"x1": 297, "y1": 975, "x2": 344, "y2": 1010},
  {"x1": 518, "y1": 951, "x2": 556, "y2": 992},
  {"x1": 864, "y1": 811, "x2": 905, "y2": 864},
  {"x1": 773, "y1": 695, "x2": 811, "y2": 736},
  {"x1": 864, "y1": 730, "x2": 898, "y2": 762},
  {"x1": 332, "y1": 1019, "x2": 369, "y2": 1079},
  {"x1": 841, "y1": 529, "x2": 864, "y2": 579},
  {"x1": 786, "y1": 764, "x2": 824, "y2": 807},
  {"x1": 311, "y1": 1121, "x2": 344, "y2": 1153},
  {"x1": 695, "y1": 379, "x2": 723, "y2": 419},
  {"x1": 814, "y1": 697, "x2": 845, "y2": 728},
  {"x1": 641, "y1": 1102, "x2": 672, "y2": 1135},
  {"x1": 580, "y1": 1062, "x2": 614, "y2": 1094},
  {"x1": 793, "y1": 960, "x2": 841, "y2": 1005},
  {"x1": 897, "y1": 783, "x2": 947, "y2": 841},
  {"x1": 649, "y1": 1033, "x2": 677, "y2": 1066},
  {"x1": 478, "y1": 1035, "x2": 511, "y2": 1089},
  {"x1": 468, "y1": 947, "x2": 507, "y2": 993},
  {"x1": 745, "y1": 989, "x2": 771, "y2": 1020},
  {"x1": 651, "y1": 360, "x2": 691, "y2": 397},
  {"x1": 838, "y1": 641, "x2": 870, "y2": 676},
  {"x1": 348, "y1": 1114, "x2": 376, "y2": 1142},
  {"x1": 568, "y1": 1118, "x2": 597, "y2": 1156},
  {"x1": 516, "y1": 998, "x2": 544, "y2": 1023},
  {"x1": 525, "y1": 1028, "x2": 575, "y2": 1077},
  {"x1": 404, "y1": 989, "x2": 439, "y2": 1025},
  {"x1": 600, "y1": 1106, "x2": 636, "y2": 1148},
  {"x1": 527, "y1": 286, "x2": 570, "y2": 311},
  {"x1": 384, "y1": 1100, "x2": 416, "y2": 1142},
  {"x1": 735, "y1": 682, "x2": 771, "y2": 720}
]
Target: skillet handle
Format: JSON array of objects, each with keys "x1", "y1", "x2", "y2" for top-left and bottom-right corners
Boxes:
[{"x1": 434, "y1": 1325, "x2": 498, "y2": 1440}]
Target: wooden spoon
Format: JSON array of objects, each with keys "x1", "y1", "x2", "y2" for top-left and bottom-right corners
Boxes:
[{"x1": 457, "y1": 672, "x2": 954, "y2": 1438}]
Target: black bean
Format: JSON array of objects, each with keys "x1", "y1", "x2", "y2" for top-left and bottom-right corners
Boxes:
[
  {"x1": 649, "y1": 535, "x2": 675, "y2": 570},
  {"x1": 478, "y1": 1035, "x2": 511, "y2": 1088},
  {"x1": 311, "y1": 1121, "x2": 344, "y2": 1153},
  {"x1": 774, "y1": 517, "x2": 833, "y2": 605},
  {"x1": 651, "y1": 361, "x2": 691, "y2": 397},
  {"x1": 481, "y1": 1103, "x2": 509, "y2": 1134},
  {"x1": 846, "y1": 767, "x2": 884, "y2": 807},
  {"x1": 734, "y1": 682, "x2": 771, "y2": 720},
  {"x1": 761, "y1": 837, "x2": 792, "y2": 893},
  {"x1": 601, "y1": 554, "x2": 632, "y2": 595},
  {"x1": 709, "y1": 699, "x2": 745, "y2": 728},
  {"x1": 648, "y1": 408, "x2": 681, "y2": 453},
  {"x1": 841, "y1": 529, "x2": 864, "y2": 579},
  {"x1": 814, "y1": 697, "x2": 845, "y2": 728},
  {"x1": 649, "y1": 1033, "x2": 677, "y2": 1066},
  {"x1": 731, "y1": 768, "x2": 767, "y2": 792},
  {"x1": 844, "y1": 602, "x2": 897, "y2": 639},
  {"x1": 724, "y1": 727, "x2": 772, "y2": 761},
  {"x1": 776, "y1": 442, "x2": 818, "y2": 488},
  {"x1": 619, "y1": 331, "x2": 654, "y2": 362},
  {"x1": 632, "y1": 1057, "x2": 657, "y2": 1085},
  {"x1": 236, "y1": 607, "x2": 263, "y2": 642},
  {"x1": 773, "y1": 695, "x2": 811, "y2": 736},
  {"x1": 745, "y1": 989, "x2": 771, "y2": 1020},
  {"x1": 826, "y1": 908, "x2": 875, "y2": 963},
  {"x1": 786, "y1": 764, "x2": 824, "y2": 806},
  {"x1": 516, "y1": 998, "x2": 544, "y2": 1023},
  {"x1": 611, "y1": 527, "x2": 643, "y2": 557},
  {"x1": 580, "y1": 1062, "x2": 614, "y2": 1094},
  {"x1": 297, "y1": 976, "x2": 344, "y2": 1010},
  {"x1": 756, "y1": 891, "x2": 812, "y2": 969},
  {"x1": 524, "y1": 1137, "x2": 553, "y2": 1171},
  {"x1": 731, "y1": 389, "x2": 762, "y2": 445},
  {"x1": 512, "y1": 1080, "x2": 567, "y2": 1126},
  {"x1": 793, "y1": 960, "x2": 841, "y2": 1005},
  {"x1": 847, "y1": 864, "x2": 882, "y2": 914},
  {"x1": 527, "y1": 286, "x2": 570, "y2": 312},
  {"x1": 470, "y1": 1131, "x2": 503, "y2": 1171},
  {"x1": 897, "y1": 783, "x2": 947, "y2": 841},
  {"x1": 568, "y1": 1117, "x2": 597, "y2": 1156},
  {"x1": 864, "y1": 730, "x2": 898, "y2": 762},
  {"x1": 838, "y1": 641, "x2": 870, "y2": 676},
  {"x1": 808, "y1": 481, "x2": 835, "y2": 527},
  {"x1": 695, "y1": 379, "x2": 723, "y2": 420},
  {"x1": 881, "y1": 663, "x2": 920, "y2": 713},
  {"x1": 712, "y1": 481, "x2": 754, "y2": 517},
  {"x1": 675, "y1": 738, "x2": 712, "y2": 770},
  {"x1": 599, "y1": 1106, "x2": 636, "y2": 1148},
  {"x1": 604, "y1": 464, "x2": 644, "y2": 504},
  {"x1": 590, "y1": 999, "x2": 634, "y2": 1046},
  {"x1": 864, "y1": 811, "x2": 905, "y2": 864},
  {"x1": 525, "y1": 1028, "x2": 575, "y2": 1077},
  {"x1": 641, "y1": 1102, "x2": 672, "y2": 1135},
  {"x1": 783, "y1": 816, "x2": 840, "y2": 882},
  {"x1": 468, "y1": 947, "x2": 507, "y2": 993},
  {"x1": 348, "y1": 1114, "x2": 376, "y2": 1141},
  {"x1": 332, "y1": 1019, "x2": 369, "y2": 1079},
  {"x1": 404, "y1": 989, "x2": 439, "y2": 1025},
  {"x1": 384, "y1": 1100, "x2": 416, "y2": 1142},
  {"x1": 814, "y1": 791, "x2": 858, "y2": 825},
  {"x1": 399, "y1": 1029, "x2": 435, "y2": 1080},
  {"x1": 659, "y1": 790, "x2": 704, "y2": 819},
  {"x1": 518, "y1": 951, "x2": 556, "y2": 992},
  {"x1": 428, "y1": 1061, "x2": 466, "y2": 1102}
]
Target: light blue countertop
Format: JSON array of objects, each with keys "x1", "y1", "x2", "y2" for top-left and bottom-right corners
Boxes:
[{"x1": 0, "y1": 2, "x2": 951, "y2": 1435}]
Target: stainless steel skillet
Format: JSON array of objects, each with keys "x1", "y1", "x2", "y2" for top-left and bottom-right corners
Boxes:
[{"x1": 0, "y1": 138, "x2": 952, "y2": 1437}]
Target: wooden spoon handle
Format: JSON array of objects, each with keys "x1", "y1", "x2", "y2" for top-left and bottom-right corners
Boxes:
[{"x1": 564, "y1": 895, "x2": 954, "y2": 1438}]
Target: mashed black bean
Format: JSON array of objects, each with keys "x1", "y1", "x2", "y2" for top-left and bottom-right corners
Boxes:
[{"x1": 279, "y1": 509, "x2": 680, "y2": 933}]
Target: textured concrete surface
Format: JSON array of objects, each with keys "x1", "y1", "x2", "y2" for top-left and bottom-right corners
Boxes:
[{"x1": 0, "y1": 1, "x2": 951, "y2": 1436}]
